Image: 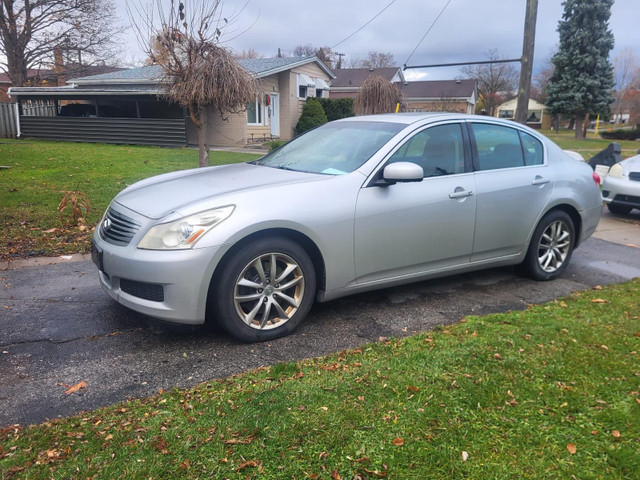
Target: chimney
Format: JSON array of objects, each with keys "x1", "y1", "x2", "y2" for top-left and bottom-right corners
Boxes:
[{"x1": 54, "y1": 46, "x2": 65, "y2": 86}]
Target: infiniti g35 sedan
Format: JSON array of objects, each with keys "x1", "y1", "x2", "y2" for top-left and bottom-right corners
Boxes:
[{"x1": 92, "y1": 113, "x2": 602, "y2": 342}]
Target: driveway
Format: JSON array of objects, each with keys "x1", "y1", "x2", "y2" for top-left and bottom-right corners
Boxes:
[{"x1": 1, "y1": 211, "x2": 639, "y2": 428}]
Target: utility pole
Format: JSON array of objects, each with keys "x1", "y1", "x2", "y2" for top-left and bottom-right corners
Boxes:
[
  {"x1": 335, "y1": 52, "x2": 345, "y2": 69},
  {"x1": 515, "y1": 0, "x2": 538, "y2": 124}
]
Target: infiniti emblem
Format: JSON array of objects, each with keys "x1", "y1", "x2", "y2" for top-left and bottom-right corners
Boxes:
[{"x1": 103, "y1": 218, "x2": 112, "y2": 231}]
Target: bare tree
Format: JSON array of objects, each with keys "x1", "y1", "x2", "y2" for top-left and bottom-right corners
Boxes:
[
  {"x1": 354, "y1": 74, "x2": 402, "y2": 115},
  {"x1": 131, "y1": 1, "x2": 256, "y2": 167},
  {"x1": 531, "y1": 61, "x2": 554, "y2": 103},
  {"x1": 461, "y1": 49, "x2": 519, "y2": 116},
  {"x1": 293, "y1": 44, "x2": 316, "y2": 57},
  {"x1": 234, "y1": 48, "x2": 263, "y2": 60},
  {"x1": 358, "y1": 51, "x2": 395, "y2": 69},
  {"x1": 0, "y1": 0, "x2": 123, "y2": 87},
  {"x1": 613, "y1": 48, "x2": 639, "y2": 122}
]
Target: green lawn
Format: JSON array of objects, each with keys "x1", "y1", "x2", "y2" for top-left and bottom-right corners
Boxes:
[
  {"x1": 0, "y1": 140, "x2": 260, "y2": 258},
  {"x1": 540, "y1": 128, "x2": 640, "y2": 161},
  {"x1": 1, "y1": 280, "x2": 638, "y2": 479}
]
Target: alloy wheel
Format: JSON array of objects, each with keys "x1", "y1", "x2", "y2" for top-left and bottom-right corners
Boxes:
[
  {"x1": 233, "y1": 252, "x2": 305, "y2": 330},
  {"x1": 537, "y1": 220, "x2": 571, "y2": 273}
]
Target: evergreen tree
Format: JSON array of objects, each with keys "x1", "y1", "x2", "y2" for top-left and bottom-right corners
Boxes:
[
  {"x1": 546, "y1": 0, "x2": 615, "y2": 138},
  {"x1": 296, "y1": 98, "x2": 328, "y2": 134}
]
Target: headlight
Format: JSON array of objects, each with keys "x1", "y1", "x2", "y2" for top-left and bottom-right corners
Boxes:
[
  {"x1": 607, "y1": 163, "x2": 624, "y2": 179},
  {"x1": 138, "y1": 206, "x2": 234, "y2": 250}
]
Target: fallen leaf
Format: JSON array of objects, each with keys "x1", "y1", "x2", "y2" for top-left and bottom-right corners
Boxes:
[
  {"x1": 601, "y1": 345, "x2": 609, "y2": 350},
  {"x1": 590, "y1": 299, "x2": 607, "y2": 304},
  {"x1": 235, "y1": 460, "x2": 259, "y2": 471},
  {"x1": 461, "y1": 451, "x2": 469, "y2": 461},
  {"x1": 179, "y1": 459, "x2": 191, "y2": 470},
  {"x1": 392, "y1": 437, "x2": 404, "y2": 446},
  {"x1": 612, "y1": 430, "x2": 621, "y2": 438},
  {"x1": 567, "y1": 443, "x2": 577, "y2": 454},
  {"x1": 407, "y1": 385, "x2": 420, "y2": 392},
  {"x1": 331, "y1": 470, "x2": 341, "y2": 480},
  {"x1": 43, "y1": 228, "x2": 58, "y2": 233},
  {"x1": 65, "y1": 381, "x2": 87, "y2": 395},
  {"x1": 493, "y1": 353, "x2": 502, "y2": 360},
  {"x1": 293, "y1": 371, "x2": 304, "y2": 379}
]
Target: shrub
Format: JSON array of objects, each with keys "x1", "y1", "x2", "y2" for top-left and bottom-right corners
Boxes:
[
  {"x1": 295, "y1": 98, "x2": 328, "y2": 135},
  {"x1": 317, "y1": 98, "x2": 355, "y2": 121},
  {"x1": 600, "y1": 127, "x2": 640, "y2": 140},
  {"x1": 266, "y1": 140, "x2": 287, "y2": 151}
]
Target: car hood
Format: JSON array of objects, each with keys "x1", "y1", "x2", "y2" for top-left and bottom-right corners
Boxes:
[
  {"x1": 115, "y1": 163, "x2": 326, "y2": 219},
  {"x1": 619, "y1": 154, "x2": 640, "y2": 173}
]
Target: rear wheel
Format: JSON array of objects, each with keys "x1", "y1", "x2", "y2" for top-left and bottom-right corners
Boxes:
[
  {"x1": 213, "y1": 237, "x2": 316, "y2": 342},
  {"x1": 607, "y1": 203, "x2": 633, "y2": 215},
  {"x1": 522, "y1": 210, "x2": 575, "y2": 281}
]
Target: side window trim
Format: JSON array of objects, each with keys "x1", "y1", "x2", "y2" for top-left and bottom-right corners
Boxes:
[{"x1": 465, "y1": 121, "x2": 547, "y2": 172}]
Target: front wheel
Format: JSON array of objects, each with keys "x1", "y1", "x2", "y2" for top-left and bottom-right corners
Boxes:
[
  {"x1": 521, "y1": 210, "x2": 575, "y2": 281},
  {"x1": 213, "y1": 237, "x2": 316, "y2": 342}
]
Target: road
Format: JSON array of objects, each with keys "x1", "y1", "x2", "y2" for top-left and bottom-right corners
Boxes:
[{"x1": 1, "y1": 211, "x2": 639, "y2": 427}]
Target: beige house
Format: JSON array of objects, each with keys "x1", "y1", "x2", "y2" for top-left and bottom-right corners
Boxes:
[
  {"x1": 8, "y1": 56, "x2": 335, "y2": 147},
  {"x1": 495, "y1": 98, "x2": 551, "y2": 129}
]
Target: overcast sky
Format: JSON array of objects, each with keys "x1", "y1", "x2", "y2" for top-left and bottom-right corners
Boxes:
[{"x1": 119, "y1": 0, "x2": 639, "y2": 81}]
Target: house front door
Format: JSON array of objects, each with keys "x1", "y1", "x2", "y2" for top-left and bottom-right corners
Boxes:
[{"x1": 270, "y1": 94, "x2": 280, "y2": 137}]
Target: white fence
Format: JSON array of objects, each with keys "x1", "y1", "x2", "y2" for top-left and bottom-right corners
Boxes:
[{"x1": 0, "y1": 103, "x2": 18, "y2": 139}]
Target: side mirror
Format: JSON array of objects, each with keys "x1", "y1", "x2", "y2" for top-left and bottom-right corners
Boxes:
[{"x1": 379, "y1": 162, "x2": 423, "y2": 185}]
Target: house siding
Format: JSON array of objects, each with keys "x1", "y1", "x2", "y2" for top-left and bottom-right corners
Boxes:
[{"x1": 247, "y1": 74, "x2": 279, "y2": 141}]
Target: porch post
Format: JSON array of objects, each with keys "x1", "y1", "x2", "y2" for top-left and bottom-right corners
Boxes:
[{"x1": 14, "y1": 100, "x2": 21, "y2": 138}]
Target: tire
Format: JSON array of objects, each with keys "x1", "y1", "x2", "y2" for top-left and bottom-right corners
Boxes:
[
  {"x1": 607, "y1": 203, "x2": 633, "y2": 215},
  {"x1": 213, "y1": 237, "x2": 316, "y2": 342},
  {"x1": 521, "y1": 210, "x2": 575, "y2": 281}
]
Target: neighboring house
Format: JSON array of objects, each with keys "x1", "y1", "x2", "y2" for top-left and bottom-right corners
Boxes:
[
  {"x1": 1, "y1": 65, "x2": 123, "y2": 102},
  {"x1": 399, "y1": 79, "x2": 477, "y2": 114},
  {"x1": 330, "y1": 67, "x2": 405, "y2": 98},
  {"x1": 8, "y1": 56, "x2": 335, "y2": 146},
  {"x1": 495, "y1": 98, "x2": 551, "y2": 129}
]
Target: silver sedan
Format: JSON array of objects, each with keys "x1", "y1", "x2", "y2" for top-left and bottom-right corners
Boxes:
[
  {"x1": 92, "y1": 113, "x2": 602, "y2": 342},
  {"x1": 601, "y1": 154, "x2": 640, "y2": 214}
]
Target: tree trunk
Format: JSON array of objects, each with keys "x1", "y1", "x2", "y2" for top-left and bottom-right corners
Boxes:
[
  {"x1": 197, "y1": 106, "x2": 210, "y2": 167},
  {"x1": 582, "y1": 113, "x2": 590, "y2": 138},
  {"x1": 568, "y1": 117, "x2": 575, "y2": 130},
  {"x1": 574, "y1": 114, "x2": 584, "y2": 139}
]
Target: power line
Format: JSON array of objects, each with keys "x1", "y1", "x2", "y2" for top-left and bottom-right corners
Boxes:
[
  {"x1": 403, "y1": 0, "x2": 453, "y2": 67},
  {"x1": 332, "y1": 0, "x2": 399, "y2": 50}
]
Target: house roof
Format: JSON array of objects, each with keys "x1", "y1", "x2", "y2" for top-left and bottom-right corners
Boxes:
[
  {"x1": 331, "y1": 67, "x2": 402, "y2": 88},
  {"x1": 68, "y1": 56, "x2": 335, "y2": 85},
  {"x1": 399, "y1": 79, "x2": 477, "y2": 100},
  {"x1": 1, "y1": 66, "x2": 123, "y2": 85}
]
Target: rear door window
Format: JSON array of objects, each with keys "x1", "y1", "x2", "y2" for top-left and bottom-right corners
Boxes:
[{"x1": 471, "y1": 123, "x2": 524, "y2": 171}]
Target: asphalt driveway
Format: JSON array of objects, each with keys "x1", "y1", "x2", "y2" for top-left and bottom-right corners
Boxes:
[{"x1": 1, "y1": 213, "x2": 639, "y2": 428}]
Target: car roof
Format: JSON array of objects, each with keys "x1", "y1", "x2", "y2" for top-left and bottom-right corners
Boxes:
[{"x1": 334, "y1": 113, "x2": 547, "y2": 138}]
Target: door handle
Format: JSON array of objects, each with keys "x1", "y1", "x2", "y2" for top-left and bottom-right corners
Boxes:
[
  {"x1": 531, "y1": 176, "x2": 550, "y2": 185},
  {"x1": 449, "y1": 189, "x2": 474, "y2": 199}
]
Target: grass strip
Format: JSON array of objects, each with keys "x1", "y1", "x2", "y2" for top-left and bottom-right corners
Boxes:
[
  {"x1": 0, "y1": 140, "x2": 260, "y2": 258},
  {"x1": 1, "y1": 280, "x2": 639, "y2": 479}
]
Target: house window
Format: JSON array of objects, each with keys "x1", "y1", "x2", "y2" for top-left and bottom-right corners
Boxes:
[
  {"x1": 297, "y1": 74, "x2": 314, "y2": 99},
  {"x1": 526, "y1": 110, "x2": 542, "y2": 123},
  {"x1": 498, "y1": 109, "x2": 514, "y2": 119},
  {"x1": 247, "y1": 95, "x2": 263, "y2": 125},
  {"x1": 316, "y1": 89, "x2": 324, "y2": 98}
]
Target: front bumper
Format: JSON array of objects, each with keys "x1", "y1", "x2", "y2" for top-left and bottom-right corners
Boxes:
[
  {"x1": 93, "y1": 221, "x2": 230, "y2": 325},
  {"x1": 601, "y1": 176, "x2": 640, "y2": 208}
]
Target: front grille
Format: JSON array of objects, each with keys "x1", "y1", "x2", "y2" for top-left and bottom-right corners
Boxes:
[
  {"x1": 100, "y1": 208, "x2": 141, "y2": 246},
  {"x1": 629, "y1": 172, "x2": 640, "y2": 182},
  {"x1": 120, "y1": 279, "x2": 164, "y2": 302}
]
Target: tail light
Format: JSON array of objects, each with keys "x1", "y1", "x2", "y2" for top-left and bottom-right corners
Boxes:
[{"x1": 592, "y1": 171, "x2": 601, "y2": 186}]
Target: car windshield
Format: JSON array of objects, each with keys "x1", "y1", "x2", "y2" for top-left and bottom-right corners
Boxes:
[{"x1": 255, "y1": 121, "x2": 405, "y2": 175}]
